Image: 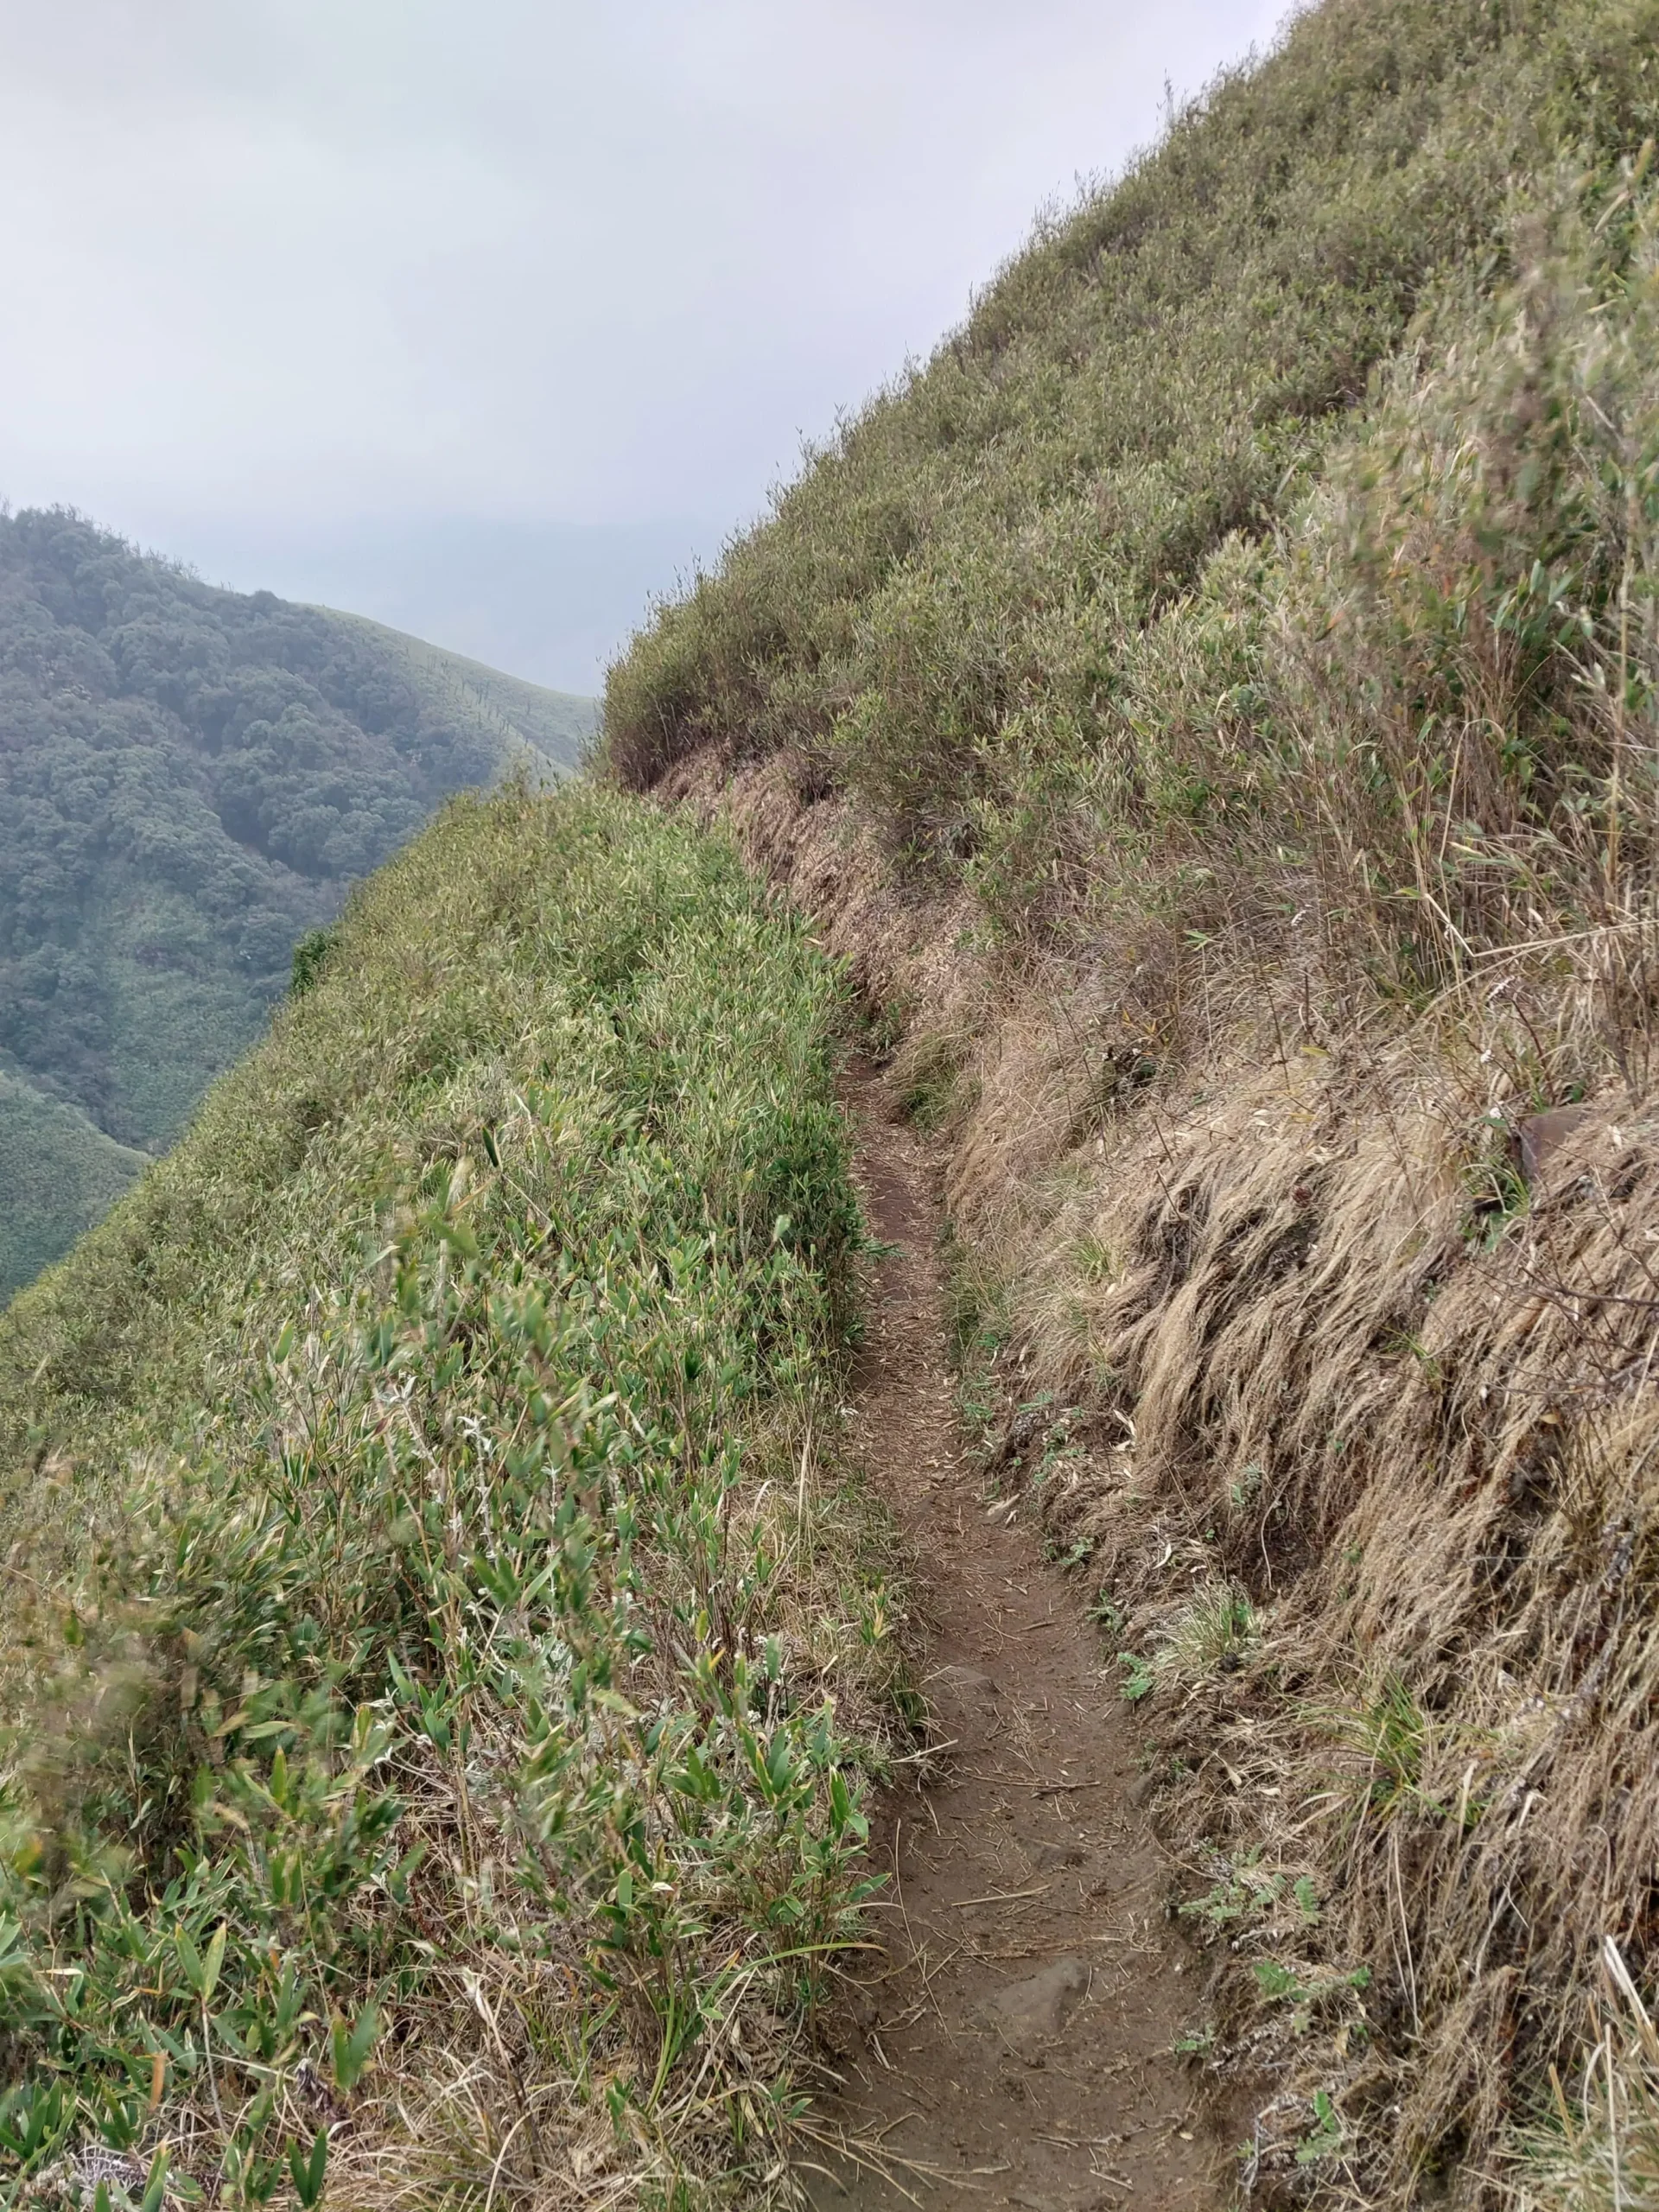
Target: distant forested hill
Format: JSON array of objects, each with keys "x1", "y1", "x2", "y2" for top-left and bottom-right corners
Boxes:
[{"x1": 0, "y1": 505, "x2": 596, "y2": 1300}]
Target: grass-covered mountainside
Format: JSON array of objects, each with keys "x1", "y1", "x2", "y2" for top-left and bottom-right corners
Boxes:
[
  {"x1": 327, "y1": 611, "x2": 600, "y2": 768},
  {"x1": 607, "y1": 0, "x2": 1659, "y2": 2199},
  {"x1": 0, "y1": 506, "x2": 596, "y2": 1301},
  {"x1": 608, "y1": 0, "x2": 1658, "y2": 977},
  {"x1": 0, "y1": 784, "x2": 899, "y2": 2205}
]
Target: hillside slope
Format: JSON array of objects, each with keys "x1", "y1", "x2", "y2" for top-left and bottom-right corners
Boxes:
[
  {"x1": 0, "y1": 783, "x2": 897, "y2": 2206},
  {"x1": 0, "y1": 1071, "x2": 148, "y2": 1304},
  {"x1": 0, "y1": 507, "x2": 597, "y2": 1298},
  {"x1": 325, "y1": 608, "x2": 597, "y2": 766},
  {"x1": 606, "y1": 0, "x2": 1659, "y2": 2201}
]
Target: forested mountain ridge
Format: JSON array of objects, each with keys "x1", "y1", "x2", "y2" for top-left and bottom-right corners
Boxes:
[
  {"x1": 0, "y1": 505, "x2": 596, "y2": 1300},
  {"x1": 327, "y1": 608, "x2": 601, "y2": 767}
]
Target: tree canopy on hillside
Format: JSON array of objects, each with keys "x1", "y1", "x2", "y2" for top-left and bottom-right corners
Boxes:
[{"x1": 0, "y1": 505, "x2": 594, "y2": 1295}]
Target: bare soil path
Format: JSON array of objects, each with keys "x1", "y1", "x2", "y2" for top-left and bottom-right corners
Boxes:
[{"x1": 806, "y1": 1066, "x2": 1226, "y2": 2212}]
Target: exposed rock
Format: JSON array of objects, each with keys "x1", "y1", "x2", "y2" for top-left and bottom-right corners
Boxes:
[
  {"x1": 980, "y1": 1955, "x2": 1090, "y2": 2051},
  {"x1": 931, "y1": 1663, "x2": 1001, "y2": 1707},
  {"x1": 1517, "y1": 1104, "x2": 1602, "y2": 1183}
]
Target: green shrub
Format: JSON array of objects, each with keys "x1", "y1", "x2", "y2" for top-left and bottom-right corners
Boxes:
[
  {"x1": 0, "y1": 785, "x2": 894, "y2": 2204},
  {"x1": 604, "y1": 0, "x2": 1659, "y2": 1027}
]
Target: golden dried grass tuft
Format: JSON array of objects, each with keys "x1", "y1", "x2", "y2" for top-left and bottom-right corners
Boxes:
[
  {"x1": 671, "y1": 737, "x2": 1659, "y2": 2202},
  {"x1": 1505, "y1": 1941, "x2": 1659, "y2": 2211},
  {"x1": 981, "y1": 949, "x2": 1659, "y2": 2200}
]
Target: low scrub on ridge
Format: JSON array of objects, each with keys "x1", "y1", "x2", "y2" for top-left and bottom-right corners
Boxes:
[{"x1": 0, "y1": 785, "x2": 902, "y2": 2207}]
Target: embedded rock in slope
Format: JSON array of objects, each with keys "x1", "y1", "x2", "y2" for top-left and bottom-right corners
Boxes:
[{"x1": 980, "y1": 1956, "x2": 1090, "y2": 2053}]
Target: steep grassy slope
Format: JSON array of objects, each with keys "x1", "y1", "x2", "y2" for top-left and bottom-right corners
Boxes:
[
  {"x1": 606, "y1": 0, "x2": 1659, "y2": 2201},
  {"x1": 608, "y1": 0, "x2": 1658, "y2": 985},
  {"x1": 0, "y1": 784, "x2": 898, "y2": 2207},
  {"x1": 0, "y1": 507, "x2": 597, "y2": 1300}
]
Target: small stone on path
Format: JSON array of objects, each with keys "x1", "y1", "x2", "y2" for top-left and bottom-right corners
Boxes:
[{"x1": 982, "y1": 1956, "x2": 1090, "y2": 2052}]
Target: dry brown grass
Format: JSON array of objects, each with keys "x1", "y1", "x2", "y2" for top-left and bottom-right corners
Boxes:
[
  {"x1": 1504, "y1": 1941, "x2": 1659, "y2": 2210},
  {"x1": 664, "y1": 741, "x2": 1659, "y2": 2206}
]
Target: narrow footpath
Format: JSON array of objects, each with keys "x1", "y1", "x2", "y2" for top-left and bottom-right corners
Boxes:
[{"x1": 805, "y1": 1066, "x2": 1225, "y2": 2212}]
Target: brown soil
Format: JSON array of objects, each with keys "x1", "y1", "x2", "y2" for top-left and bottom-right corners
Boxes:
[{"x1": 806, "y1": 1064, "x2": 1228, "y2": 2212}]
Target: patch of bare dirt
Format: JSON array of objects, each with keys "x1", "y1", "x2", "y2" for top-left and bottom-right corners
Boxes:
[{"x1": 806, "y1": 1063, "x2": 1227, "y2": 2212}]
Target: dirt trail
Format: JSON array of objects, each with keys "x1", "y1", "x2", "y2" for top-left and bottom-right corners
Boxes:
[{"x1": 807, "y1": 1068, "x2": 1225, "y2": 2212}]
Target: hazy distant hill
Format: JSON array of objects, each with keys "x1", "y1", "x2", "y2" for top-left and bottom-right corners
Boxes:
[
  {"x1": 0, "y1": 1071, "x2": 148, "y2": 1303},
  {"x1": 321, "y1": 608, "x2": 599, "y2": 766},
  {"x1": 0, "y1": 505, "x2": 596, "y2": 1300}
]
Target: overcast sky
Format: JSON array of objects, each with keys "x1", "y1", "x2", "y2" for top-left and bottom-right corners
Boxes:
[{"x1": 1, "y1": 1, "x2": 1287, "y2": 692}]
